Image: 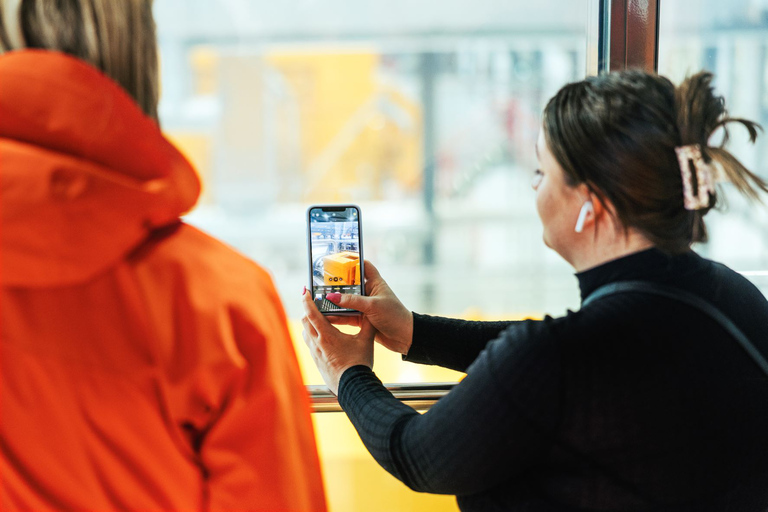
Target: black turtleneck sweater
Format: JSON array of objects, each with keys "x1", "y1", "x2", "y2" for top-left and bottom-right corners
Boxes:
[{"x1": 337, "y1": 249, "x2": 768, "y2": 511}]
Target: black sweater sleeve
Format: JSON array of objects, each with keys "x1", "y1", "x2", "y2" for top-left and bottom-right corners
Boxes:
[
  {"x1": 405, "y1": 313, "x2": 518, "y2": 372},
  {"x1": 338, "y1": 319, "x2": 561, "y2": 496}
]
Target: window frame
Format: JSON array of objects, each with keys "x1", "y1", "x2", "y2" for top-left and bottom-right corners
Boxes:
[{"x1": 601, "y1": 0, "x2": 660, "y2": 73}]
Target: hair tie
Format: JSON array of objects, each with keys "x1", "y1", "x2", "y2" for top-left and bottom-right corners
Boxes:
[{"x1": 675, "y1": 144, "x2": 714, "y2": 210}]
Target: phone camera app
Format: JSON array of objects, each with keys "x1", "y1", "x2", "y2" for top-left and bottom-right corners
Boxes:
[{"x1": 309, "y1": 207, "x2": 362, "y2": 313}]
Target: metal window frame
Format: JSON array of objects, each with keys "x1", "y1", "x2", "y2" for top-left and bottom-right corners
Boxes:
[
  {"x1": 600, "y1": 0, "x2": 661, "y2": 73},
  {"x1": 310, "y1": 383, "x2": 455, "y2": 413}
]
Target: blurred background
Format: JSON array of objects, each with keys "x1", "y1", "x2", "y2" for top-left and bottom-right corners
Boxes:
[{"x1": 153, "y1": 1, "x2": 768, "y2": 509}]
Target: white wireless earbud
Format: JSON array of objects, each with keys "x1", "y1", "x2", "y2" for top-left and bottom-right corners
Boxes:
[{"x1": 574, "y1": 200, "x2": 593, "y2": 233}]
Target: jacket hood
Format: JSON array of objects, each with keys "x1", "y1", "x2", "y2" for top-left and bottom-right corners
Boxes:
[{"x1": 1, "y1": 50, "x2": 201, "y2": 287}]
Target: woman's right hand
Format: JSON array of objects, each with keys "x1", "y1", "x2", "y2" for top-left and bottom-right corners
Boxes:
[{"x1": 325, "y1": 261, "x2": 413, "y2": 355}]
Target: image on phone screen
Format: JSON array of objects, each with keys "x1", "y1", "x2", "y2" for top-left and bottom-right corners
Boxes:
[{"x1": 307, "y1": 205, "x2": 364, "y2": 314}]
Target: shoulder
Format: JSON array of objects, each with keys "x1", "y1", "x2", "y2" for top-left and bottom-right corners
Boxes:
[
  {"x1": 488, "y1": 296, "x2": 658, "y2": 361},
  {"x1": 477, "y1": 316, "x2": 577, "y2": 377},
  {"x1": 708, "y1": 258, "x2": 767, "y2": 302},
  {"x1": 132, "y1": 222, "x2": 280, "y2": 303},
  {"x1": 129, "y1": 222, "x2": 294, "y2": 368},
  {"x1": 703, "y1": 257, "x2": 768, "y2": 342},
  {"x1": 498, "y1": 306, "x2": 626, "y2": 343}
]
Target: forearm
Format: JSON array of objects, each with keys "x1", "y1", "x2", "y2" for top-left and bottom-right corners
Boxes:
[
  {"x1": 338, "y1": 366, "x2": 421, "y2": 484},
  {"x1": 405, "y1": 313, "x2": 516, "y2": 372},
  {"x1": 339, "y1": 322, "x2": 559, "y2": 496}
]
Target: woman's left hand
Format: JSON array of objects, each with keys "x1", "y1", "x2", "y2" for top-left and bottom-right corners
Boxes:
[{"x1": 301, "y1": 289, "x2": 375, "y2": 395}]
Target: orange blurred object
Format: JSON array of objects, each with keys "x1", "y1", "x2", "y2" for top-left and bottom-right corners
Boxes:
[{"x1": 0, "y1": 50, "x2": 326, "y2": 511}]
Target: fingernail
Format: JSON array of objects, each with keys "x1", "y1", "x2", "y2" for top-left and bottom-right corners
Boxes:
[
  {"x1": 326, "y1": 292, "x2": 341, "y2": 303},
  {"x1": 302, "y1": 286, "x2": 307, "y2": 296}
]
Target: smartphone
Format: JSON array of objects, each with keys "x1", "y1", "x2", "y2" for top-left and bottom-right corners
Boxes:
[{"x1": 306, "y1": 205, "x2": 365, "y2": 315}]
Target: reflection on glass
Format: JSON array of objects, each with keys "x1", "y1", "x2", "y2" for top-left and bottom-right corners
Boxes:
[{"x1": 659, "y1": 0, "x2": 768, "y2": 292}]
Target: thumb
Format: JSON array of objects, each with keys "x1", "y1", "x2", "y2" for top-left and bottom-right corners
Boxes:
[
  {"x1": 358, "y1": 316, "x2": 376, "y2": 341},
  {"x1": 326, "y1": 292, "x2": 374, "y2": 313}
]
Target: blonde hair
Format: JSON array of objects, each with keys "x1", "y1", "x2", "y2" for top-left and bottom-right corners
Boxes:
[{"x1": 0, "y1": 0, "x2": 159, "y2": 122}]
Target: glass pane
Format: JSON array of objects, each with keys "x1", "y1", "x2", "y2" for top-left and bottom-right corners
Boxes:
[
  {"x1": 658, "y1": 0, "x2": 768, "y2": 296},
  {"x1": 155, "y1": 1, "x2": 598, "y2": 379},
  {"x1": 154, "y1": 1, "x2": 595, "y2": 511}
]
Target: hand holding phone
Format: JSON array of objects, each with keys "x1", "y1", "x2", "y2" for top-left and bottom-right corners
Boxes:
[
  {"x1": 306, "y1": 205, "x2": 365, "y2": 315},
  {"x1": 321, "y1": 261, "x2": 415, "y2": 355}
]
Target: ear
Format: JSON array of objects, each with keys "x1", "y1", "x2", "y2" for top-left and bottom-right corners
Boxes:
[
  {"x1": 588, "y1": 192, "x2": 607, "y2": 219},
  {"x1": 585, "y1": 189, "x2": 621, "y2": 233},
  {"x1": 575, "y1": 185, "x2": 608, "y2": 233}
]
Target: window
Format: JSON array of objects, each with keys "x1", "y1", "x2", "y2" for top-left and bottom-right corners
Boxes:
[
  {"x1": 154, "y1": 1, "x2": 598, "y2": 510},
  {"x1": 155, "y1": 0, "x2": 599, "y2": 382}
]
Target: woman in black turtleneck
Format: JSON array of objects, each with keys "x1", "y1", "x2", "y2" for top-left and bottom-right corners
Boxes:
[{"x1": 301, "y1": 70, "x2": 768, "y2": 511}]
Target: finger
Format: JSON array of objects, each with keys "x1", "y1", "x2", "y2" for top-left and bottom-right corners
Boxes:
[
  {"x1": 358, "y1": 316, "x2": 376, "y2": 341},
  {"x1": 326, "y1": 315, "x2": 361, "y2": 328},
  {"x1": 326, "y1": 291, "x2": 375, "y2": 314},
  {"x1": 302, "y1": 287, "x2": 322, "y2": 316},
  {"x1": 301, "y1": 316, "x2": 318, "y2": 345},
  {"x1": 302, "y1": 288, "x2": 334, "y2": 337},
  {"x1": 362, "y1": 260, "x2": 385, "y2": 296}
]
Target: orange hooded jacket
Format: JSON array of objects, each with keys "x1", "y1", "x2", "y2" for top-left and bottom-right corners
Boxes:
[{"x1": 0, "y1": 50, "x2": 327, "y2": 512}]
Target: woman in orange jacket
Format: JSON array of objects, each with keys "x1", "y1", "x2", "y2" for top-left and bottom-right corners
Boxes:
[{"x1": 0, "y1": 1, "x2": 327, "y2": 511}]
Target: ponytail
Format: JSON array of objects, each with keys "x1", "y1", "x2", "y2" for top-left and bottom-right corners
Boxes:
[{"x1": 676, "y1": 72, "x2": 768, "y2": 205}]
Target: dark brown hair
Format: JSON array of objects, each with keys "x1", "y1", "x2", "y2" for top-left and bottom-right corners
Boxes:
[
  {"x1": 543, "y1": 69, "x2": 767, "y2": 254},
  {"x1": 1, "y1": 0, "x2": 159, "y2": 123}
]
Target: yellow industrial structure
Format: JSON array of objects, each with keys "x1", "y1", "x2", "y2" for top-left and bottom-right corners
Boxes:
[
  {"x1": 264, "y1": 51, "x2": 423, "y2": 201},
  {"x1": 167, "y1": 46, "x2": 423, "y2": 203},
  {"x1": 323, "y1": 251, "x2": 361, "y2": 285}
]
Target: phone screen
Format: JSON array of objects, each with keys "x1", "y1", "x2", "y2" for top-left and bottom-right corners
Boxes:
[{"x1": 307, "y1": 205, "x2": 364, "y2": 314}]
